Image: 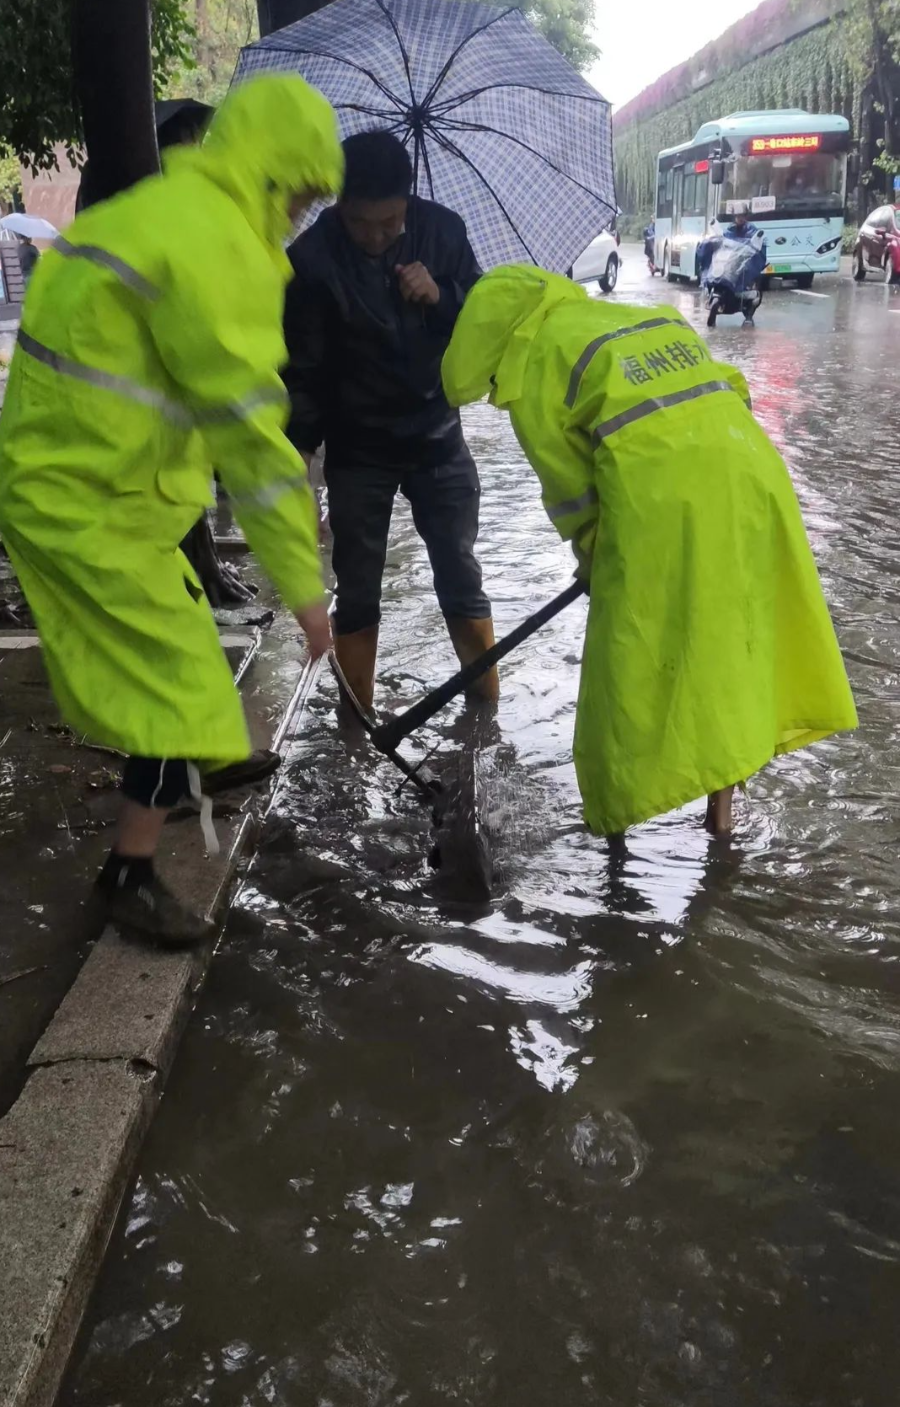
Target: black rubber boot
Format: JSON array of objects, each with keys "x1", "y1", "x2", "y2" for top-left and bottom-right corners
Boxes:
[
  {"x1": 203, "y1": 748, "x2": 282, "y2": 795},
  {"x1": 96, "y1": 874, "x2": 213, "y2": 948}
]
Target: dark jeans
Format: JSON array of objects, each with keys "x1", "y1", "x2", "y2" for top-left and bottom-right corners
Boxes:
[{"x1": 325, "y1": 449, "x2": 491, "y2": 635}]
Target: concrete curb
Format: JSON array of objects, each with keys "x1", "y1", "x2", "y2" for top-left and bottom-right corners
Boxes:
[{"x1": 0, "y1": 650, "x2": 321, "y2": 1407}]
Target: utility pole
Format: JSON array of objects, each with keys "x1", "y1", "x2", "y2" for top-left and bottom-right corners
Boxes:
[{"x1": 256, "y1": 0, "x2": 333, "y2": 37}]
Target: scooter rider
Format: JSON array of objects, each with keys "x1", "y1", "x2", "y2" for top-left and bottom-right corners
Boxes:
[
  {"x1": 697, "y1": 209, "x2": 767, "y2": 326},
  {"x1": 643, "y1": 219, "x2": 656, "y2": 271}
]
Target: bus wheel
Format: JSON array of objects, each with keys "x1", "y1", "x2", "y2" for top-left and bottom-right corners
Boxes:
[
  {"x1": 794, "y1": 272, "x2": 814, "y2": 290},
  {"x1": 663, "y1": 248, "x2": 674, "y2": 281}
]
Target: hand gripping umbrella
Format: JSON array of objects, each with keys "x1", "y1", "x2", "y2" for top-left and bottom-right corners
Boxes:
[{"x1": 235, "y1": 0, "x2": 616, "y2": 273}]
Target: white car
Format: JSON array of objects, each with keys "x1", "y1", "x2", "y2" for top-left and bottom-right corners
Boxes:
[{"x1": 572, "y1": 227, "x2": 620, "y2": 292}]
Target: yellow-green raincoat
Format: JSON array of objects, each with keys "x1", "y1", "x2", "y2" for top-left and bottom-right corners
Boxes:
[
  {"x1": 442, "y1": 266, "x2": 857, "y2": 834},
  {"x1": 0, "y1": 76, "x2": 343, "y2": 762}
]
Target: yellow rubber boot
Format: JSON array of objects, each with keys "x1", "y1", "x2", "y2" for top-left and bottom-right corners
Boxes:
[
  {"x1": 333, "y1": 625, "x2": 379, "y2": 714},
  {"x1": 445, "y1": 616, "x2": 500, "y2": 701}
]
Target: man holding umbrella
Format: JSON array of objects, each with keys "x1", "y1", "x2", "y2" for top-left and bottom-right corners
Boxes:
[
  {"x1": 282, "y1": 128, "x2": 498, "y2": 712},
  {"x1": 243, "y1": 0, "x2": 615, "y2": 711}
]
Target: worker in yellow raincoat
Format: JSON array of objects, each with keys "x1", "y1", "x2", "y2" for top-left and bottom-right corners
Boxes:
[
  {"x1": 442, "y1": 266, "x2": 858, "y2": 838},
  {"x1": 0, "y1": 76, "x2": 343, "y2": 944}
]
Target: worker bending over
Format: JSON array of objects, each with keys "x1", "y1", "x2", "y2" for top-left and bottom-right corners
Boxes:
[
  {"x1": 0, "y1": 77, "x2": 343, "y2": 944},
  {"x1": 442, "y1": 266, "x2": 857, "y2": 837}
]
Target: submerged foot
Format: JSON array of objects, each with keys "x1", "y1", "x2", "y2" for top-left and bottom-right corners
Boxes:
[{"x1": 704, "y1": 786, "x2": 735, "y2": 836}]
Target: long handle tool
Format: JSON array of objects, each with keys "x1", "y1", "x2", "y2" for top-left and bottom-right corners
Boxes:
[
  {"x1": 329, "y1": 652, "x2": 441, "y2": 801},
  {"x1": 372, "y1": 578, "x2": 587, "y2": 755}
]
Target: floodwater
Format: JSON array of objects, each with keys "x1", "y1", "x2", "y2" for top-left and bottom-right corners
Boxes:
[{"x1": 65, "y1": 254, "x2": 900, "y2": 1407}]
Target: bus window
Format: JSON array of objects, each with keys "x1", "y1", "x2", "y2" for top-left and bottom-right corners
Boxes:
[
  {"x1": 665, "y1": 167, "x2": 674, "y2": 203},
  {"x1": 726, "y1": 150, "x2": 845, "y2": 214},
  {"x1": 682, "y1": 172, "x2": 696, "y2": 215},
  {"x1": 694, "y1": 171, "x2": 708, "y2": 215},
  {"x1": 672, "y1": 167, "x2": 684, "y2": 234}
]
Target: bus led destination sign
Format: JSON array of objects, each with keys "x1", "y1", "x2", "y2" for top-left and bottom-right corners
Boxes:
[{"x1": 750, "y1": 134, "x2": 821, "y2": 153}]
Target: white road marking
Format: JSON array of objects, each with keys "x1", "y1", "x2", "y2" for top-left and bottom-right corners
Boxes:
[{"x1": 791, "y1": 290, "x2": 830, "y2": 298}]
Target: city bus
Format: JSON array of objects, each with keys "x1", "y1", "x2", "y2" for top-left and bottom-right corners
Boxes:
[{"x1": 653, "y1": 109, "x2": 850, "y2": 287}]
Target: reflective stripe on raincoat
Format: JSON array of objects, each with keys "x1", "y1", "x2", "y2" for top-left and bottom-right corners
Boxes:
[
  {"x1": 442, "y1": 265, "x2": 858, "y2": 835},
  {"x1": 0, "y1": 76, "x2": 343, "y2": 761}
]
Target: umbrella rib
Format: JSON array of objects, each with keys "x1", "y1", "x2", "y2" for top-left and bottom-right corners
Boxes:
[
  {"x1": 373, "y1": 0, "x2": 417, "y2": 108},
  {"x1": 439, "y1": 117, "x2": 616, "y2": 210},
  {"x1": 395, "y1": 123, "x2": 434, "y2": 197},
  {"x1": 335, "y1": 101, "x2": 402, "y2": 120},
  {"x1": 431, "y1": 83, "x2": 610, "y2": 117},
  {"x1": 426, "y1": 125, "x2": 538, "y2": 263},
  {"x1": 256, "y1": 42, "x2": 406, "y2": 112},
  {"x1": 420, "y1": 6, "x2": 518, "y2": 110}
]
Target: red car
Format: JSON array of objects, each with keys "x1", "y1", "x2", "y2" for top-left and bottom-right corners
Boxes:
[{"x1": 853, "y1": 204, "x2": 900, "y2": 283}]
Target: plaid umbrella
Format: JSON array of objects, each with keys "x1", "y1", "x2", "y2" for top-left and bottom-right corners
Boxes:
[{"x1": 235, "y1": 0, "x2": 615, "y2": 272}]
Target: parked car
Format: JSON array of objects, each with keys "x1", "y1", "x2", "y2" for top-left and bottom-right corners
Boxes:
[
  {"x1": 853, "y1": 205, "x2": 900, "y2": 283},
  {"x1": 572, "y1": 225, "x2": 621, "y2": 292}
]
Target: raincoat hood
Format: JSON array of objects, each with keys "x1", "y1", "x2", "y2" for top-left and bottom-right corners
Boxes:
[
  {"x1": 167, "y1": 75, "x2": 344, "y2": 260},
  {"x1": 442, "y1": 264, "x2": 588, "y2": 408}
]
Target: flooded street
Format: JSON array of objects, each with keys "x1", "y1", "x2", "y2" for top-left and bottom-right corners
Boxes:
[{"x1": 65, "y1": 253, "x2": 900, "y2": 1406}]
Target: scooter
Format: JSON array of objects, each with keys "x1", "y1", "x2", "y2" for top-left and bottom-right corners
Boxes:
[
  {"x1": 700, "y1": 230, "x2": 767, "y2": 327},
  {"x1": 705, "y1": 279, "x2": 763, "y2": 328},
  {"x1": 644, "y1": 230, "x2": 660, "y2": 276}
]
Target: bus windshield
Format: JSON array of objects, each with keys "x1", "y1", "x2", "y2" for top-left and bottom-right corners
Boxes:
[{"x1": 719, "y1": 150, "x2": 845, "y2": 218}]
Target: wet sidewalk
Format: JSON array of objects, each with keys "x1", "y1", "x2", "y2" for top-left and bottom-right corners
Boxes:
[
  {"x1": 0, "y1": 622, "x2": 271, "y2": 1115},
  {"x1": 0, "y1": 547, "x2": 317, "y2": 1407}
]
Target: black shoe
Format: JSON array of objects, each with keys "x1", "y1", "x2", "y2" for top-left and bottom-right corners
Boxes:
[
  {"x1": 203, "y1": 749, "x2": 282, "y2": 795},
  {"x1": 96, "y1": 876, "x2": 214, "y2": 948}
]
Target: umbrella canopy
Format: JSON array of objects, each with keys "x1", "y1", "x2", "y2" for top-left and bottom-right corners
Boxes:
[
  {"x1": 155, "y1": 98, "x2": 216, "y2": 146},
  {"x1": 235, "y1": 0, "x2": 615, "y2": 273},
  {"x1": 0, "y1": 213, "x2": 59, "y2": 241}
]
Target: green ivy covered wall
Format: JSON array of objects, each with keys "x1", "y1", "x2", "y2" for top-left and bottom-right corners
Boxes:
[{"x1": 615, "y1": 19, "x2": 862, "y2": 215}]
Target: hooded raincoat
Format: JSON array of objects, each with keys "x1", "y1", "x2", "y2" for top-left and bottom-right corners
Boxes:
[
  {"x1": 0, "y1": 76, "x2": 343, "y2": 762},
  {"x1": 442, "y1": 266, "x2": 857, "y2": 834}
]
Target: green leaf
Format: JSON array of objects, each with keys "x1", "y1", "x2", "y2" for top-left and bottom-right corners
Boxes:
[{"x1": 0, "y1": 0, "x2": 196, "y2": 171}]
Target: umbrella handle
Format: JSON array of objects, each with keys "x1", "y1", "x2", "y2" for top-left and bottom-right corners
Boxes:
[{"x1": 409, "y1": 132, "x2": 421, "y2": 261}]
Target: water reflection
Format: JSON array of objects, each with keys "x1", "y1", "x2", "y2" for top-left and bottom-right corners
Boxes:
[{"x1": 64, "y1": 258, "x2": 900, "y2": 1407}]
